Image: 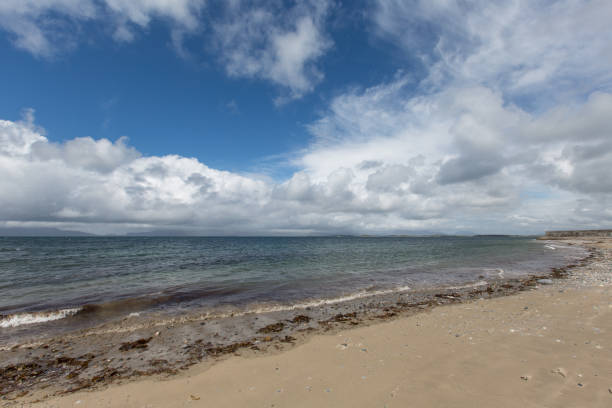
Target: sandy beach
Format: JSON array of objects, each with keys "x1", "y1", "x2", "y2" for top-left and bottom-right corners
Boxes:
[{"x1": 2, "y1": 238, "x2": 606, "y2": 407}]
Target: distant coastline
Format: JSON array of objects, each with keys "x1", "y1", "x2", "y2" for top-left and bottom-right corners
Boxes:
[
  {"x1": 0, "y1": 227, "x2": 94, "y2": 237},
  {"x1": 543, "y1": 229, "x2": 612, "y2": 238}
]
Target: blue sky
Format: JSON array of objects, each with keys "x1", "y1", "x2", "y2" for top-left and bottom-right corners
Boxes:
[
  {"x1": 0, "y1": 2, "x2": 411, "y2": 176},
  {"x1": 0, "y1": 19, "x2": 316, "y2": 174},
  {"x1": 0, "y1": 0, "x2": 611, "y2": 235}
]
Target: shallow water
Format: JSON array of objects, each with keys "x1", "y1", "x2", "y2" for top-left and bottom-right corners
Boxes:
[{"x1": 0, "y1": 236, "x2": 585, "y2": 342}]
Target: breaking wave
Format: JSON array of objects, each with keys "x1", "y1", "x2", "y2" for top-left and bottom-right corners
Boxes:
[{"x1": 0, "y1": 308, "x2": 82, "y2": 328}]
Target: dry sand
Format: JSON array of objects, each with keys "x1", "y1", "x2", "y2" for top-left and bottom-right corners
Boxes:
[{"x1": 21, "y1": 240, "x2": 612, "y2": 407}]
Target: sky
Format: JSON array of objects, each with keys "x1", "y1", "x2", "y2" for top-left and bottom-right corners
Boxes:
[{"x1": 0, "y1": 0, "x2": 611, "y2": 236}]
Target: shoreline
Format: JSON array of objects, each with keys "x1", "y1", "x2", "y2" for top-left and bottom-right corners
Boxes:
[
  {"x1": 1, "y1": 238, "x2": 609, "y2": 405},
  {"x1": 0, "y1": 236, "x2": 576, "y2": 343}
]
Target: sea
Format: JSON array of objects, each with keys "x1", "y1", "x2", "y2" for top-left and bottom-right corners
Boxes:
[{"x1": 0, "y1": 236, "x2": 586, "y2": 344}]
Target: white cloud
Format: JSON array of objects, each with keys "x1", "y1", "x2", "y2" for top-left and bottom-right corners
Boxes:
[
  {"x1": 0, "y1": 0, "x2": 205, "y2": 57},
  {"x1": 0, "y1": 110, "x2": 46, "y2": 156},
  {"x1": 0, "y1": 0, "x2": 332, "y2": 98},
  {"x1": 31, "y1": 136, "x2": 141, "y2": 173},
  {"x1": 0, "y1": 0, "x2": 97, "y2": 56},
  {"x1": 0, "y1": 112, "x2": 273, "y2": 232},
  {"x1": 1, "y1": 0, "x2": 611, "y2": 234},
  {"x1": 212, "y1": 0, "x2": 332, "y2": 100},
  {"x1": 296, "y1": 74, "x2": 612, "y2": 233},
  {"x1": 2, "y1": 90, "x2": 611, "y2": 235},
  {"x1": 373, "y1": 0, "x2": 612, "y2": 104},
  {"x1": 104, "y1": 0, "x2": 204, "y2": 45},
  {"x1": 255, "y1": 0, "x2": 612, "y2": 233},
  {"x1": 104, "y1": 0, "x2": 202, "y2": 29}
]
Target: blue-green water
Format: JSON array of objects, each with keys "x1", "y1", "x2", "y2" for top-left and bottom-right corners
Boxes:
[{"x1": 0, "y1": 236, "x2": 584, "y2": 335}]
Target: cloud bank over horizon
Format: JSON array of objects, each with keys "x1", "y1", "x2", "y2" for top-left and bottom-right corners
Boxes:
[{"x1": 1, "y1": 0, "x2": 611, "y2": 235}]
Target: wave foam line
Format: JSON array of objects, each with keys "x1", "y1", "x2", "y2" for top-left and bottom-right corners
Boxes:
[
  {"x1": 446, "y1": 280, "x2": 488, "y2": 290},
  {"x1": 73, "y1": 286, "x2": 414, "y2": 337},
  {"x1": 242, "y1": 285, "x2": 413, "y2": 315},
  {"x1": 0, "y1": 308, "x2": 82, "y2": 328}
]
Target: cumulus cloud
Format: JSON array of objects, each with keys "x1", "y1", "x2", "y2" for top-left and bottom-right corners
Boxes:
[
  {"x1": 2, "y1": 89, "x2": 611, "y2": 235},
  {"x1": 0, "y1": 109, "x2": 46, "y2": 156},
  {"x1": 295, "y1": 65, "x2": 612, "y2": 233},
  {"x1": 0, "y1": 112, "x2": 272, "y2": 233},
  {"x1": 259, "y1": 0, "x2": 612, "y2": 233}
]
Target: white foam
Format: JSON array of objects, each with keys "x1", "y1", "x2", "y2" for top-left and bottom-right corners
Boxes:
[
  {"x1": 446, "y1": 280, "x2": 488, "y2": 290},
  {"x1": 71, "y1": 286, "x2": 416, "y2": 337},
  {"x1": 188, "y1": 285, "x2": 414, "y2": 321},
  {"x1": 0, "y1": 308, "x2": 82, "y2": 328},
  {"x1": 251, "y1": 285, "x2": 413, "y2": 313},
  {"x1": 545, "y1": 244, "x2": 557, "y2": 250}
]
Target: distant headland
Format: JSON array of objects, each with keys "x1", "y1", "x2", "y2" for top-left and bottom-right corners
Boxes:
[{"x1": 543, "y1": 229, "x2": 612, "y2": 238}]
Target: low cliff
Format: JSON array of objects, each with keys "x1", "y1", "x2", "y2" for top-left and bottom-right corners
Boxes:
[{"x1": 544, "y1": 229, "x2": 612, "y2": 238}]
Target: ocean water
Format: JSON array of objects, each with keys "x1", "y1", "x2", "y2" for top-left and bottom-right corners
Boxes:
[{"x1": 0, "y1": 236, "x2": 584, "y2": 342}]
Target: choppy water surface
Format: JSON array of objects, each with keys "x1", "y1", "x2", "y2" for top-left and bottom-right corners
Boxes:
[{"x1": 0, "y1": 236, "x2": 585, "y2": 341}]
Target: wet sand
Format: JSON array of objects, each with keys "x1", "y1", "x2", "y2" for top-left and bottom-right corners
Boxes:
[{"x1": 3, "y1": 238, "x2": 611, "y2": 407}]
